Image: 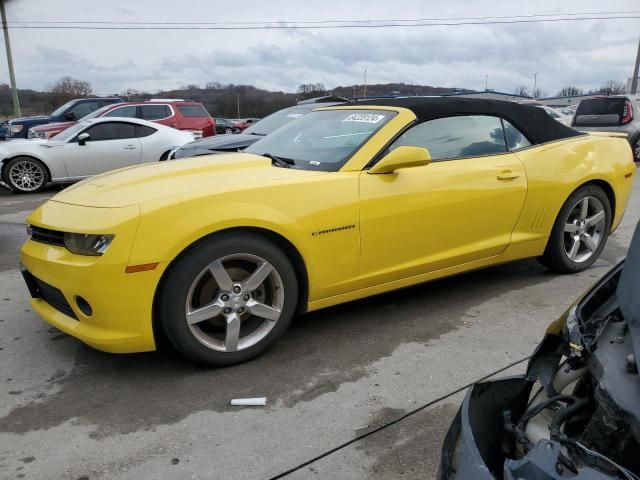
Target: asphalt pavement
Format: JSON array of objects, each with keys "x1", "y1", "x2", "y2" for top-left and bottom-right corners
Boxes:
[{"x1": 0, "y1": 178, "x2": 638, "y2": 480}]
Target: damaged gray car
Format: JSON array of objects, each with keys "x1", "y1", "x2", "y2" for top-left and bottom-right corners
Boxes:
[{"x1": 439, "y1": 221, "x2": 640, "y2": 480}]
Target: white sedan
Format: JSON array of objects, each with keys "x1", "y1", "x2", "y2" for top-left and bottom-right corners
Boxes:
[{"x1": 0, "y1": 117, "x2": 194, "y2": 193}]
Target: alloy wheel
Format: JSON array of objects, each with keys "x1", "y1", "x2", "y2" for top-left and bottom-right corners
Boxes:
[
  {"x1": 185, "y1": 253, "x2": 284, "y2": 352},
  {"x1": 9, "y1": 160, "x2": 45, "y2": 192},
  {"x1": 563, "y1": 196, "x2": 606, "y2": 263},
  {"x1": 225, "y1": 128, "x2": 233, "y2": 134}
]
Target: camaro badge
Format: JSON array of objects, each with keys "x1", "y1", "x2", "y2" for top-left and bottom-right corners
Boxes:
[{"x1": 312, "y1": 224, "x2": 356, "y2": 236}]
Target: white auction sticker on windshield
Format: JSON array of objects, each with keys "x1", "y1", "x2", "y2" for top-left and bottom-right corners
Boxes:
[{"x1": 342, "y1": 113, "x2": 386, "y2": 124}]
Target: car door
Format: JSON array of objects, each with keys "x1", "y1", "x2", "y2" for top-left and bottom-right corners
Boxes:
[
  {"x1": 61, "y1": 121, "x2": 142, "y2": 178},
  {"x1": 358, "y1": 115, "x2": 528, "y2": 287}
]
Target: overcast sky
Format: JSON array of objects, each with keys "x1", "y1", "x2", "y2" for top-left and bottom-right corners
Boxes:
[{"x1": 1, "y1": 0, "x2": 639, "y2": 96}]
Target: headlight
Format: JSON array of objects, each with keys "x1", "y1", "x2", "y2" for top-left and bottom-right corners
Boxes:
[
  {"x1": 10, "y1": 124, "x2": 23, "y2": 133},
  {"x1": 63, "y1": 233, "x2": 114, "y2": 256}
]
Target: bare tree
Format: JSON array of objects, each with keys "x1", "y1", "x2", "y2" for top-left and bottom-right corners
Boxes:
[
  {"x1": 557, "y1": 86, "x2": 584, "y2": 97},
  {"x1": 598, "y1": 80, "x2": 626, "y2": 95},
  {"x1": 297, "y1": 82, "x2": 326, "y2": 100},
  {"x1": 514, "y1": 85, "x2": 530, "y2": 97},
  {"x1": 50, "y1": 76, "x2": 92, "y2": 103},
  {"x1": 532, "y1": 88, "x2": 547, "y2": 99}
]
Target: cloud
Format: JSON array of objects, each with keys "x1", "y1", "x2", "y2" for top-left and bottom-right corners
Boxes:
[{"x1": 4, "y1": 0, "x2": 639, "y2": 96}]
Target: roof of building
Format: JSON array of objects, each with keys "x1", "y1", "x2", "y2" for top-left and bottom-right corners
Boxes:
[{"x1": 355, "y1": 96, "x2": 582, "y2": 144}]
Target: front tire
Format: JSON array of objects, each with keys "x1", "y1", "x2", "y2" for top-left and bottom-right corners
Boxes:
[
  {"x1": 3, "y1": 156, "x2": 49, "y2": 193},
  {"x1": 225, "y1": 128, "x2": 233, "y2": 134},
  {"x1": 157, "y1": 233, "x2": 299, "y2": 366},
  {"x1": 539, "y1": 185, "x2": 611, "y2": 273}
]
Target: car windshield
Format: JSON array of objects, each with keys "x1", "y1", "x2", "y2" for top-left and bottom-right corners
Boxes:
[
  {"x1": 245, "y1": 109, "x2": 396, "y2": 172},
  {"x1": 81, "y1": 104, "x2": 116, "y2": 120},
  {"x1": 49, "y1": 100, "x2": 76, "y2": 118},
  {"x1": 54, "y1": 120, "x2": 91, "y2": 142},
  {"x1": 244, "y1": 106, "x2": 314, "y2": 136}
]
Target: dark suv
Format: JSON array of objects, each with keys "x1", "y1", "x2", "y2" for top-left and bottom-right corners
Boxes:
[
  {"x1": 572, "y1": 95, "x2": 640, "y2": 162},
  {"x1": 5, "y1": 97, "x2": 123, "y2": 140}
]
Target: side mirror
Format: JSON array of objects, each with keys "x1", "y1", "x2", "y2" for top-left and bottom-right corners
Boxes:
[
  {"x1": 78, "y1": 132, "x2": 90, "y2": 146},
  {"x1": 367, "y1": 146, "x2": 432, "y2": 174},
  {"x1": 65, "y1": 112, "x2": 76, "y2": 121}
]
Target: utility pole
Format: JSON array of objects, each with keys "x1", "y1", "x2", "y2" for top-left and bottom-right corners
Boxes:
[
  {"x1": 236, "y1": 94, "x2": 240, "y2": 119},
  {"x1": 631, "y1": 37, "x2": 640, "y2": 94},
  {"x1": 532, "y1": 72, "x2": 538, "y2": 99},
  {"x1": 363, "y1": 69, "x2": 367, "y2": 98},
  {"x1": 0, "y1": 1, "x2": 20, "y2": 117},
  {"x1": 485, "y1": 74, "x2": 488, "y2": 91}
]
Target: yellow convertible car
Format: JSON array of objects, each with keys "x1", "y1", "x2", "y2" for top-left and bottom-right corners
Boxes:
[{"x1": 20, "y1": 98, "x2": 636, "y2": 366}]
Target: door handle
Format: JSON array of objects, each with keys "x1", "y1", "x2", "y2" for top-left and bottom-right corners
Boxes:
[
  {"x1": 124, "y1": 145, "x2": 137, "y2": 150},
  {"x1": 497, "y1": 170, "x2": 520, "y2": 180}
]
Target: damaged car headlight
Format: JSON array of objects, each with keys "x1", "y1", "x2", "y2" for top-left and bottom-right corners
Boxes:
[{"x1": 64, "y1": 233, "x2": 114, "y2": 256}]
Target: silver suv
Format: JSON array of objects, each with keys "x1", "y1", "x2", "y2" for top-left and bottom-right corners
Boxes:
[{"x1": 572, "y1": 95, "x2": 640, "y2": 162}]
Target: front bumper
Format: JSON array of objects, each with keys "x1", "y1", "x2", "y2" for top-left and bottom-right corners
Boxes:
[
  {"x1": 20, "y1": 201, "x2": 161, "y2": 353},
  {"x1": 439, "y1": 377, "x2": 533, "y2": 479}
]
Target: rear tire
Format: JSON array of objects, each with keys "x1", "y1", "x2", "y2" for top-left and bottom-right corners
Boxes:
[
  {"x1": 2, "y1": 156, "x2": 49, "y2": 193},
  {"x1": 633, "y1": 138, "x2": 640, "y2": 163},
  {"x1": 538, "y1": 185, "x2": 611, "y2": 273},
  {"x1": 157, "y1": 232, "x2": 299, "y2": 366}
]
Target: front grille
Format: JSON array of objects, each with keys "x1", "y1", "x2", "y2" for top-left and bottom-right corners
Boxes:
[
  {"x1": 30, "y1": 226, "x2": 65, "y2": 247},
  {"x1": 22, "y1": 269, "x2": 78, "y2": 320}
]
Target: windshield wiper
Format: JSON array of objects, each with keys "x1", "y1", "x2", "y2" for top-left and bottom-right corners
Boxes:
[
  {"x1": 248, "y1": 132, "x2": 267, "y2": 136},
  {"x1": 263, "y1": 153, "x2": 295, "y2": 168}
]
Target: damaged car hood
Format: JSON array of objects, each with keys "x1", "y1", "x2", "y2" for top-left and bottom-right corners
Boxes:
[{"x1": 617, "y1": 222, "x2": 640, "y2": 372}]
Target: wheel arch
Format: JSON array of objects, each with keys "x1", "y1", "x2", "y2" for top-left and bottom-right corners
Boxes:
[
  {"x1": 581, "y1": 178, "x2": 616, "y2": 223},
  {"x1": 151, "y1": 226, "x2": 310, "y2": 349},
  {"x1": 1, "y1": 155, "x2": 52, "y2": 184}
]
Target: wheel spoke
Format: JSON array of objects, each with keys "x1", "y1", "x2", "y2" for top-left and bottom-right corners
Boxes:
[
  {"x1": 564, "y1": 223, "x2": 578, "y2": 233},
  {"x1": 243, "y1": 261, "x2": 273, "y2": 292},
  {"x1": 208, "y1": 260, "x2": 233, "y2": 291},
  {"x1": 585, "y1": 210, "x2": 604, "y2": 227},
  {"x1": 579, "y1": 198, "x2": 589, "y2": 219},
  {"x1": 567, "y1": 235, "x2": 581, "y2": 260},
  {"x1": 224, "y1": 313, "x2": 241, "y2": 351},
  {"x1": 247, "y1": 299, "x2": 281, "y2": 321},
  {"x1": 187, "y1": 301, "x2": 223, "y2": 325},
  {"x1": 582, "y1": 233, "x2": 598, "y2": 252}
]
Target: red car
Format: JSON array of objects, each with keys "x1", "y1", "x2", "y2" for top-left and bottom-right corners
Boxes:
[
  {"x1": 232, "y1": 117, "x2": 261, "y2": 131},
  {"x1": 28, "y1": 100, "x2": 215, "y2": 139}
]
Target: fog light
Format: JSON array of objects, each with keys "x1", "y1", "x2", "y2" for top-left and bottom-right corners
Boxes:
[{"x1": 75, "y1": 296, "x2": 92, "y2": 316}]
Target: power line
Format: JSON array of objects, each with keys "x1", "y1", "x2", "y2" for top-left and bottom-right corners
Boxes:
[
  {"x1": 4, "y1": 14, "x2": 640, "y2": 30},
  {"x1": 7, "y1": 9, "x2": 640, "y2": 26},
  {"x1": 267, "y1": 356, "x2": 530, "y2": 479}
]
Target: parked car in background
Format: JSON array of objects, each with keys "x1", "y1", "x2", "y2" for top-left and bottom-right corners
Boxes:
[
  {"x1": 1, "y1": 117, "x2": 193, "y2": 193},
  {"x1": 439, "y1": 221, "x2": 640, "y2": 480},
  {"x1": 214, "y1": 118, "x2": 241, "y2": 135},
  {"x1": 0, "y1": 121, "x2": 7, "y2": 140},
  {"x1": 5, "y1": 97, "x2": 123, "y2": 140},
  {"x1": 170, "y1": 96, "x2": 348, "y2": 159},
  {"x1": 233, "y1": 117, "x2": 261, "y2": 131},
  {"x1": 29, "y1": 100, "x2": 215, "y2": 139},
  {"x1": 572, "y1": 95, "x2": 640, "y2": 162}
]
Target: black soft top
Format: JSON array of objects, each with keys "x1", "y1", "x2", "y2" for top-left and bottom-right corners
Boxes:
[{"x1": 355, "y1": 97, "x2": 583, "y2": 145}]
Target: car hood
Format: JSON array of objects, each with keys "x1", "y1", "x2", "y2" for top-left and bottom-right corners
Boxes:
[
  {"x1": 32, "y1": 121, "x2": 74, "y2": 132},
  {"x1": 173, "y1": 133, "x2": 262, "y2": 158},
  {"x1": 51, "y1": 153, "x2": 326, "y2": 208},
  {"x1": 10, "y1": 115, "x2": 51, "y2": 125},
  {"x1": 617, "y1": 221, "x2": 640, "y2": 371},
  {"x1": 0, "y1": 138, "x2": 64, "y2": 155}
]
